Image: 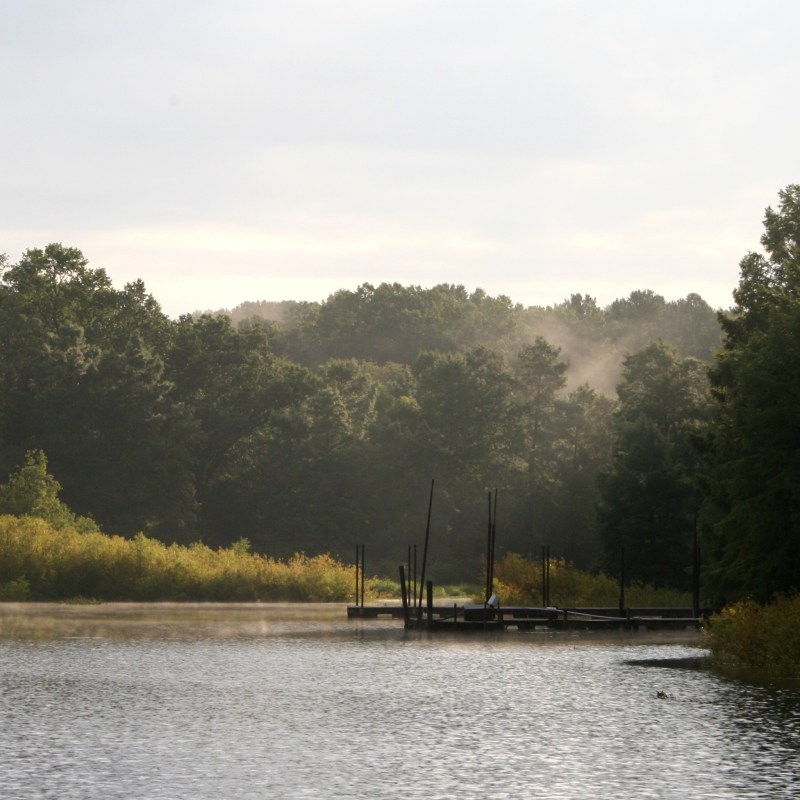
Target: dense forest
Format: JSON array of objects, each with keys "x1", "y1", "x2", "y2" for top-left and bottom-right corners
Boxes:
[{"x1": 2, "y1": 186, "x2": 799, "y2": 603}]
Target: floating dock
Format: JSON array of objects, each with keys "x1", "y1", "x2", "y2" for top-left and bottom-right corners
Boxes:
[
  {"x1": 347, "y1": 602, "x2": 710, "y2": 631},
  {"x1": 348, "y1": 482, "x2": 710, "y2": 634}
]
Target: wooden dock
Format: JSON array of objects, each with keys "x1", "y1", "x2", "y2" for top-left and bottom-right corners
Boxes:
[
  {"x1": 347, "y1": 603, "x2": 710, "y2": 631},
  {"x1": 349, "y1": 513, "x2": 710, "y2": 634}
]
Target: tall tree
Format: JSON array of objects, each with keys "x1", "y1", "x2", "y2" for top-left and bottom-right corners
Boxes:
[
  {"x1": 705, "y1": 185, "x2": 800, "y2": 601},
  {"x1": 413, "y1": 347, "x2": 518, "y2": 478},
  {"x1": 411, "y1": 347, "x2": 523, "y2": 575},
  {"x1": 548, "y1": 385, "x2": 615, "y2": 566},
  {"x1": 510, "y1": 337, "x2": 569, "y2": 551},
  {"x1": 167, "y1": 314, "x2": 312, "y2": 542},
  {"x1": 0, "y1": 245, "x2": 185, "y2": 535},
  {"x1": 598, "y1": 342, "x2": 709, "y2": 588}
]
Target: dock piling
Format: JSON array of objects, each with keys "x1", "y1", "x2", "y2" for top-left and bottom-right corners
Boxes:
[
  {"x1": 426, "y1": 580, "x2": 433, "y2": 625},
  {"x1": 417, "y1": 479, "x2": 434, "y2": 614},
  {"x1": 399, "y1": 565, "x2": 410, "y2": 628}
]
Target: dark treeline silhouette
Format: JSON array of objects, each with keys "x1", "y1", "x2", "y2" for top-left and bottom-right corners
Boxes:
[{"x1": 3, "y1": 188, "x2": 798, "y2": 602}]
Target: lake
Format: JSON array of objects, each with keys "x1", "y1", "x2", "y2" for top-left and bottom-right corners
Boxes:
[{"x1": 1, "y1": 603, "x2": 799, "y2": 799}]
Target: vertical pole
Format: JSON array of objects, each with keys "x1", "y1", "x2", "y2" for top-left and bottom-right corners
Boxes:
[
  {"x1": 413, "y1": 544, "x2": 418, "y2": 610},
  {"x1": 619, "y1": 545, "x2": 626, "y2": 615},
  {"x1": 418, "y1": 479, "x2": 434, "y2": 614},
  {"x1": 692, "y1": 515, "x2": 701, "y2": 618},
  {"x1": 489, "y1": 488, "x2": 498, "y2": 601},
  {"x1": 407, "y1": 545, "x2": 411, "y2": 609},
  {"x1": 360, "y1": 544, "x2": 365, "y2": 608},
  {"x1": 355, "y1": 546, "x2": 360, "y2": 606},
  {"x1": 399, "y1": 565, "x2": 409, "y2": 628},
  {"x1": 486, "y1": 491, "x2": 492, "y2": 603},
  {"x1": 426, "y1": 580, "x2": 433, "y2": 626}
]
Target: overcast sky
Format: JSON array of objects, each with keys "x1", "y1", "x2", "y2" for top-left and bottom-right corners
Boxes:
[{"x1": 3, "y1": 1, "x2": 798, "y2": 317}]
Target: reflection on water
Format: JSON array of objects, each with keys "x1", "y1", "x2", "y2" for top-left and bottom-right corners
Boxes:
[{"x1": 1, "y1": 604, "x2": 799, "y2": 799}]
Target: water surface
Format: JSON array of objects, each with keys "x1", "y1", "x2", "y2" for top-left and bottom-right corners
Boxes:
[{"x1": 1, "y1": 603, "x2": 798, "y2": 799}]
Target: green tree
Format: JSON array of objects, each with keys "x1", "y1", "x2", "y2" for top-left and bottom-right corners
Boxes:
[
  {"x1": 309, "y1": 359, "x2": 380, "y2": 450},
  {"x1": 509, "y1": 337, "x2": 569, "y2": 552},
  {"x1": 294, "y1": 282, "x2": 519, "y2": 366},
  {"x1": 0, "y1": 245, "x2": 187, "y2": 535},
  {"x1": 661, "y1": 293, "x2": 724, "y2": 360},
  {"x1": 410, "y1": 347, "x2": 524, "y2": 576},
  {"x1": 0, "y1": 450, "x2": 98, "y2": 532},
  {"x1": 167, "y1": 314, "x2": 313, "y2": 543},
  {"x1": 548, "y1": 385, "x2": 615, "y2": 567},
  {"x1": 607, "y1": 289, "x2": 667, "y2": 350},
  {"x1": 414, "y1": 347, "x2": 518, "y2": 477},
  {"x1": 705, "y1": 185, "x2": 800, "y2": 601},
  {"x1": 598, "y1": 342, "x2": 709, "y2": 588}
]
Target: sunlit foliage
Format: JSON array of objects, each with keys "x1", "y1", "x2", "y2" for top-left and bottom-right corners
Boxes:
[
  {"x1": 705, "y1": 595, "x2": 800, "y2": 681},
  {"x1": 0, "y1": 516, "x2": 358, "y2": 602},
  {"x1": 0, "y1": 450, "x2": 99, "y2": 533},
  {"x1": 491, "y1": 552, "x2": 693, "y2": 608}
]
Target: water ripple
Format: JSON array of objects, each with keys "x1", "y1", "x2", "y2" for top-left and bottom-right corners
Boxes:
[{"x1": 1, "y1": 607, "x2": 798, "y2": 799}]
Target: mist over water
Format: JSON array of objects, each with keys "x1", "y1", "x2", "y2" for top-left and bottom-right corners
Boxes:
[{"x1": 1, "y1": 604, "x2": 799, "y2": 799}]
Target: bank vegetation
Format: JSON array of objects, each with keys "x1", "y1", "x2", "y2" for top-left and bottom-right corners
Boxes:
[
  {"x1": 0, "y1": 516, "x2": 357, "y2": 602},
  {"x1": 704, "y1": 595, "x2": 800, "y2": 682}
]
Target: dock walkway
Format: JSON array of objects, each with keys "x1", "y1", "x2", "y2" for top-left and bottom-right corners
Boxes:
[
  {"x1": 347, "y1": 603, "x2": 709, "y2": 631},
  {"x1": 347, "y1": 603, "x2": 711, "y2": 631}
]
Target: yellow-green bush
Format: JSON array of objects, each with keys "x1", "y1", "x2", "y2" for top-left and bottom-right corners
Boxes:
[
  {"x1": 491, "y1": 552, "x2": 693, "y2": 608},
  {"x1": 0, "y1": 515, "x2": 360, "y2": 602},
  {"x1": 705, "y1": 596, "x2": 800, "y2": 681}
]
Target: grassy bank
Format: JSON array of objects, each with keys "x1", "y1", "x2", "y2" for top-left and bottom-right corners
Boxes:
[
  {"x1": 0, "y1": 515, "x2": 361, "y2": 602},
  {"x1": 0, "y1": 514, "x2": 702, "y2": 608},
  {"x1": 704, "y1": 595, "x2": 800, "y2": 681}
]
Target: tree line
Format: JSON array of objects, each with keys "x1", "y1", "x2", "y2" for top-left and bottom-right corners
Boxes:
[{"x1": 2, "y1": 186, "x2": 798, "y2": 603}]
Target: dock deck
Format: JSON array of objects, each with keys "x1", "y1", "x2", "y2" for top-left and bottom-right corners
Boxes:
[{"x1": 347, "y1": 603, "x2": 709, "y2": 631}]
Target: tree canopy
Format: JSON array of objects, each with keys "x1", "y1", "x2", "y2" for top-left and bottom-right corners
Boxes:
[
  {"x1": 704, "y1": 185, "x2": 800, "y2": 601},
  {"x1": 0, "y1": 237, "x2": 731, "y2": 583}
]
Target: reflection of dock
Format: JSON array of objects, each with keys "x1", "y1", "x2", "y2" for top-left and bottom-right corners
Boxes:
[{"x1": 347, "y1": 603, "x2": 710, "y2": 631}]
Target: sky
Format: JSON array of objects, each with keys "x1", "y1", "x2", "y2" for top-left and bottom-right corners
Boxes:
[{"x1": 2, "y1": 1, "x2": 799, "y2": 318}]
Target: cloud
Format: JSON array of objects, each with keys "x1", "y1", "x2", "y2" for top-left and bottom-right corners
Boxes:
[{"x1": 2, "y1": 2, "x2": 798, "y2": 317}]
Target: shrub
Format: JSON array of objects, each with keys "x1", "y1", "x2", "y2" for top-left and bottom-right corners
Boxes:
[
  {"x1": 491, "y1": 552, "x2": 693, "y2": 608},
  {"x1": 705, "y1": 595, "x2": 800, "y2": 681},
  {"x1": 0, "y1": 577, "x2": 31, "y2": 601},
  {"x1": 0, "y1": 515, "x2": 359, "y2": 602},
  {"x1": 0, "y1": 451, "x2": 99, "y2": 533}
]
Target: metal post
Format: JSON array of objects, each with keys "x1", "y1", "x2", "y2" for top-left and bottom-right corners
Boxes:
[
  {"x1": 399, "y1": 565, "x2": 409, "y2": 628},
  {"x1": 418, "y1": 479, "x2": 434, "y2": 613},
  {"x1": 407, "y1": 545, "x2": 412, "y2": 614},
  {"x1": 360, "y1": 544, "x2": 365, "y2": 608},
  {"x1": 489, "y1": 488, "x2": 498, "y2": 601},
  {"x1": 413, "y1": 543, "x2": 417, "y2": 611},
  {"x1": 619, "y1": 545, "x2": 626, "y2": 615},
  {"x1": 485, "y1": 491, "x2": 492, "y2": 603},
  {"x1": 426, "y1": 580, "x2": 433, "y2": 626}
]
